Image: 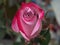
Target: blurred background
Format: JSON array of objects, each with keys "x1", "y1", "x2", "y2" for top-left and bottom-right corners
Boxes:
[{"x1": 0, "y1": 0, "x2": 60, "y2": 45}]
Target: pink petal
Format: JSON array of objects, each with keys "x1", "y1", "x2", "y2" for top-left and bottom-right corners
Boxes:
[
  {"x1": 20, "y1": 18, "x2": 34, "y2": 38},
  {"x1": 11, "y1": 16, "x2": 30, "y2": 41},
  {"x1": 31, "y1": 19, "x2": 42, "y2": 36},
  {"x1": 20, "y1": 31, "x2": 30, "y2": 41},
  {"x1": 28, "y1": 2, "x2": 44, "y2": 20},
  {"x1": 11, "y1": 16, "x2": 20, "y2": 33}
]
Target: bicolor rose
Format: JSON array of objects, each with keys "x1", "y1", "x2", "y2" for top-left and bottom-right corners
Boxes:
[{"x1": 11, "y1": 2, "x2": 44, "y2": 41}]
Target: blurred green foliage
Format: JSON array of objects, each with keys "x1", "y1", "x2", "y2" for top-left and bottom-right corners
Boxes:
[
  {"x1": 40, "y1": 29, "x2": 50, "y2": 45},
  {"x1": 33, "y1": 29, "x2": 50, "y2": 45}
]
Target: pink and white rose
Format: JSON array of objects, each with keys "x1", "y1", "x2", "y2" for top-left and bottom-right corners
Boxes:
[{"x1": 11, "y1": 2, "x2": 44, "y2": 41}]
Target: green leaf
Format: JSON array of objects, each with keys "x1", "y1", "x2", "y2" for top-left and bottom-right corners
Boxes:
[
  {"x1": 16, "y1": 3, "x2": 20, "y2": 9},
  {"x1": 13, "y1": 42, "x2": 21, "y2": 45},
  {"x1": 40, "y1": 29, "x2": 51, "y2": 45},
  {"x1": 0, "y1": 27, "x2": 6, "y2": 39},
  {"x1": 0, "y1": 9, "x2": 4, "y2": 19},
  {"x1": 13, "y1": 34, "x2": 25, "y2": 45},
  {"x1": 34, "y1": 29, "x2": 51, "y2": 45},
  {"x1": 0, "y1": 0, "x2": 3, "y2": 5}
]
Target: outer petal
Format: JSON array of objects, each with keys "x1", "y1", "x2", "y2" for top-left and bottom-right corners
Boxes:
[
  {"x1": 31, "y1": 19, "x2": 42, "y2": 37},
  {"x1": 20, "y1": 31, "x2": 30, "y2": 41},
  {"x1": 11, "y1": 16, "x2": 20, "y2": 33},
  {"x1": 11, "y1": 16, "x2": 30, "y2": 41},
  {"x1": 16, "y1": 9, "x2": 30, "y2": 41},
  {"x1": 28, "y1": 2, "x2": 44, "y2": 20},
  {"x1": 15, "y1": 8, "x2": 27, "y2": 34}
]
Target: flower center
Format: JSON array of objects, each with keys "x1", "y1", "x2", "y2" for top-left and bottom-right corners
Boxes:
[{"x1": 23, "y1": 7, "x2": 35, "y2": 21}]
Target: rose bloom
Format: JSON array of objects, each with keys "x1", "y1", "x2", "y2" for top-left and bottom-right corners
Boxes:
[{"x1": 11, "y1": 2, "x2": 44, "y2": 41}]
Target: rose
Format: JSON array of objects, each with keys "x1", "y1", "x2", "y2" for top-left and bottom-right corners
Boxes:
[{"x1": 11, "y1": 2, "x2": 44, "y2": 41}]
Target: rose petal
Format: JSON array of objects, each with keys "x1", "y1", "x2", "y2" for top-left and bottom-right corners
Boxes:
[
  {"x1": 28, "y1": 2, "x2": 44, "y2": 20},
  {"x1": 20, "y1": 31, "x2": 30, "y2": 41},
  {"x1": 31, "y1": 19, "x2": 42, "y2": 36},
  {"x1": 11, "y1": 16, "x2": 20, "y2": 33}
]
